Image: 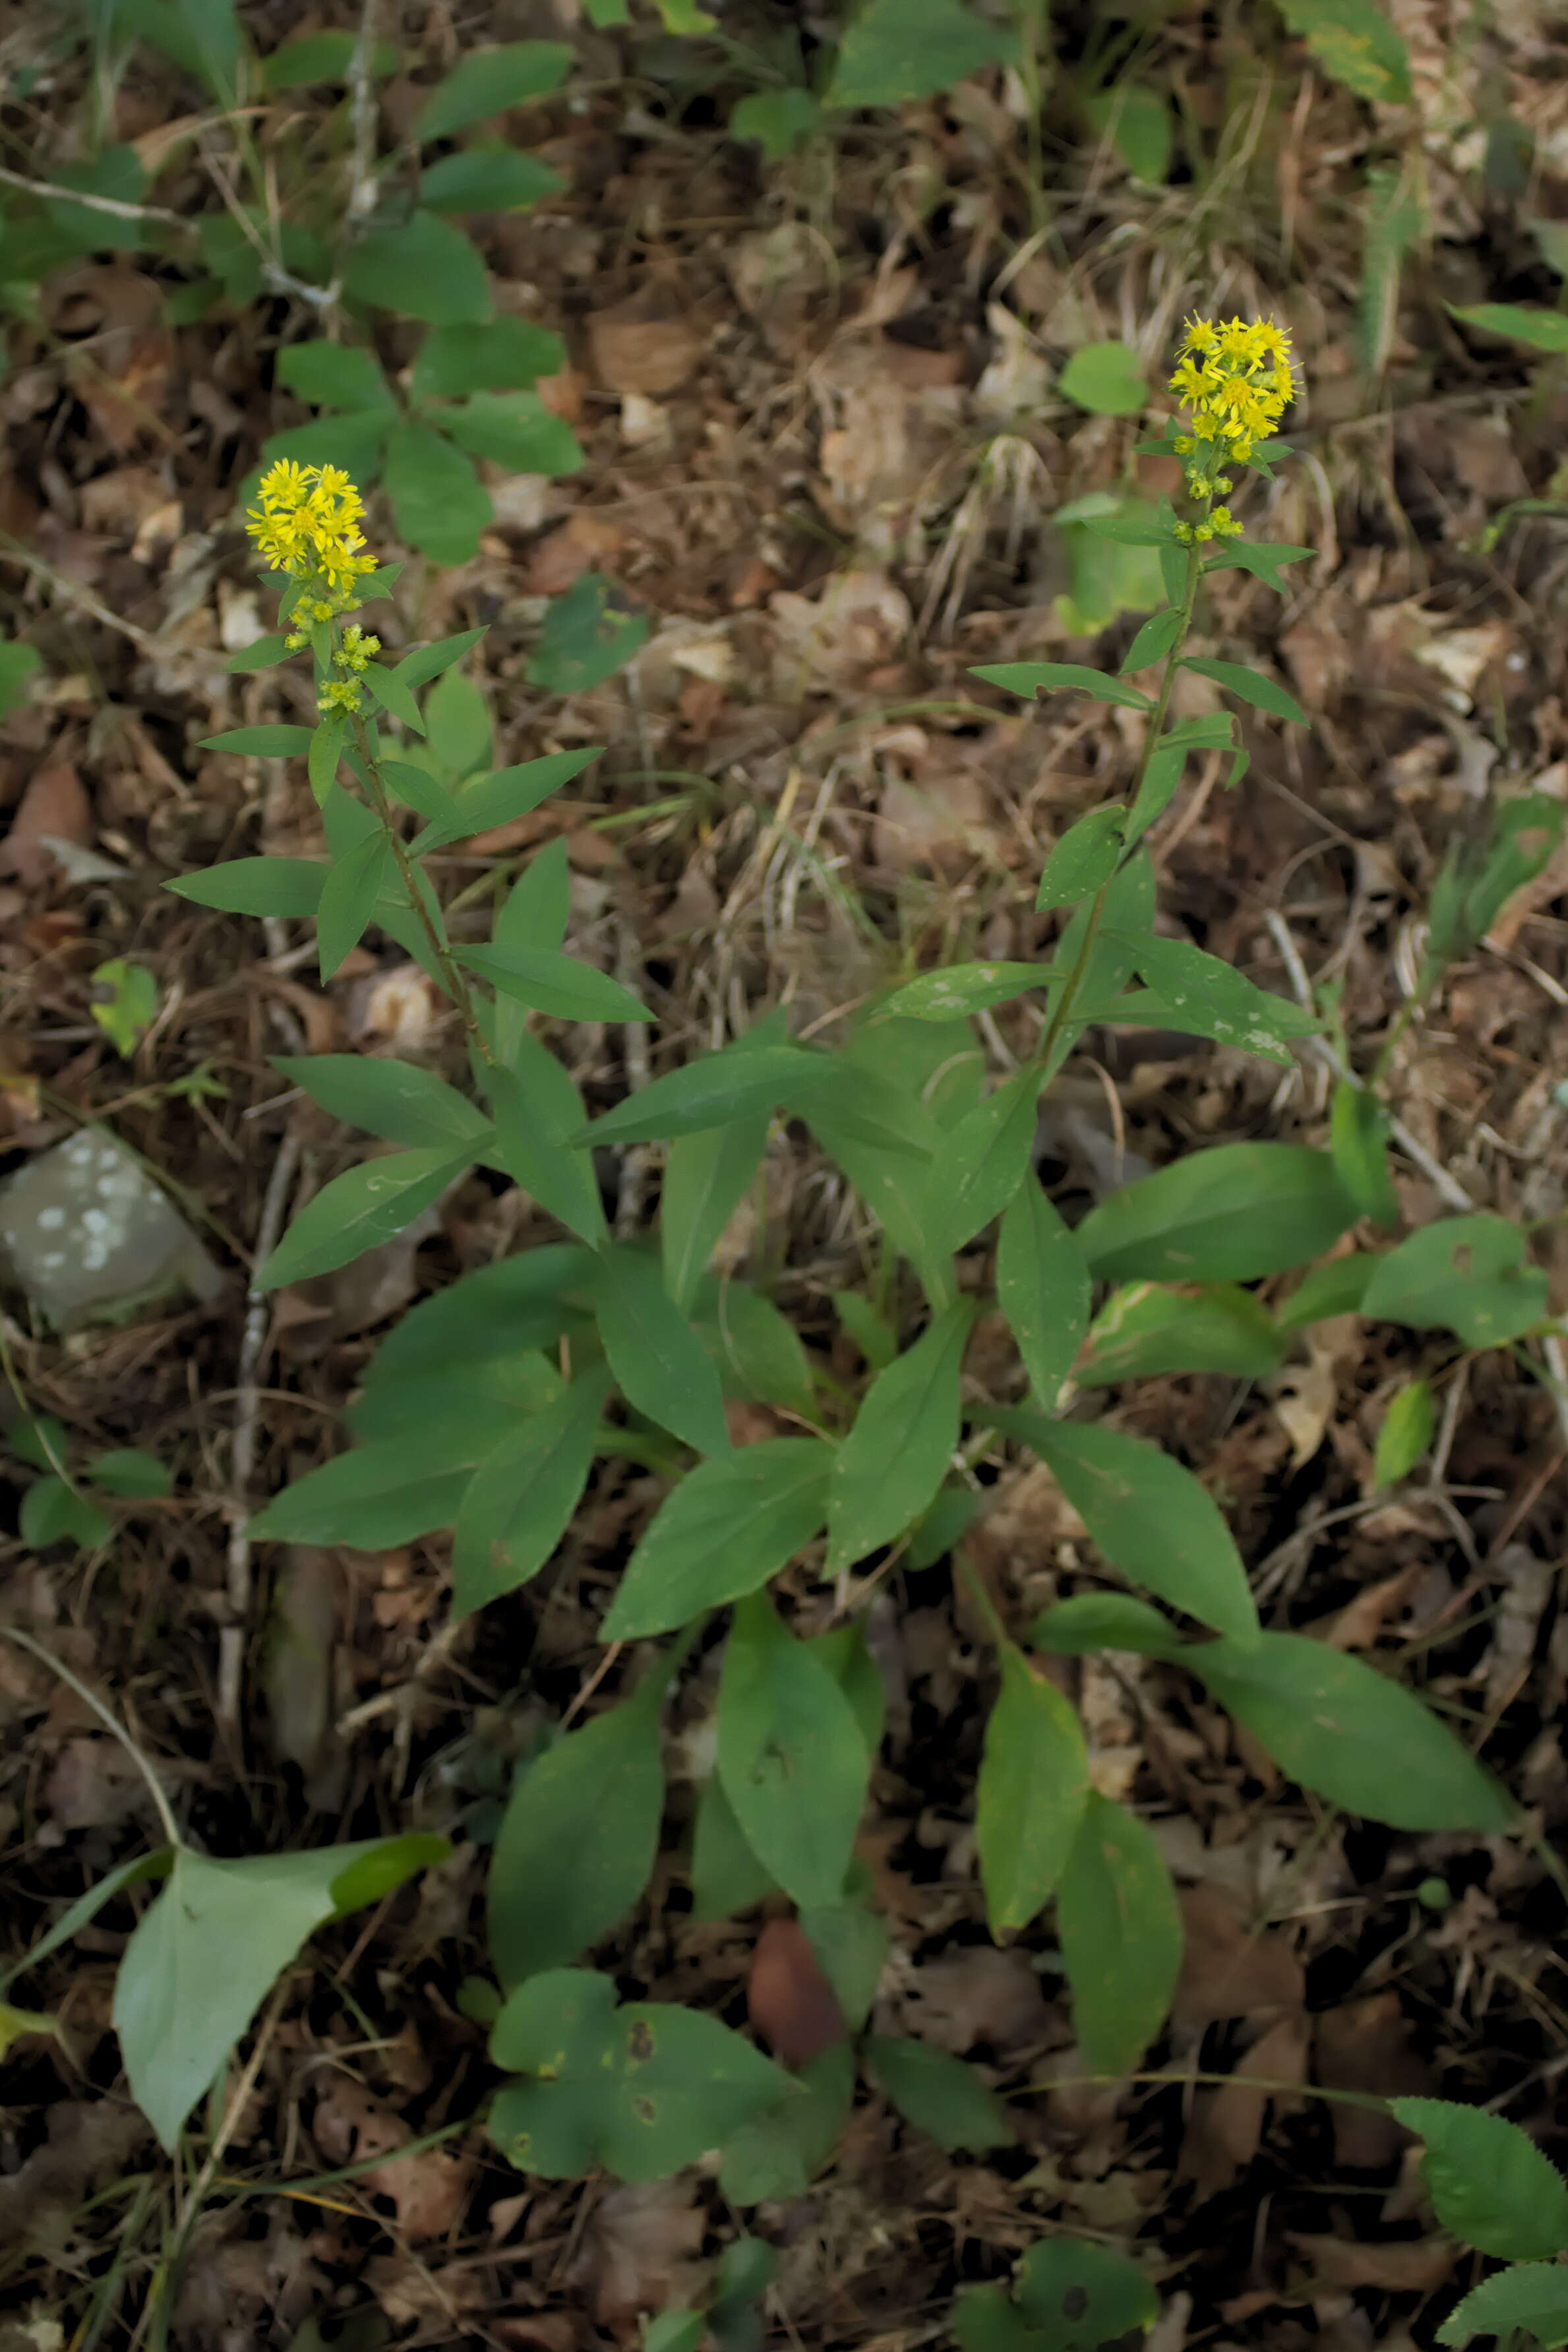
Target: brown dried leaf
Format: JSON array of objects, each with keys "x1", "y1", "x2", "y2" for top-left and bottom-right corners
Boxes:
[
  {"x1": 1288, "y1": 2232, "x2": 1456, "y2": 2292},
  {"x1": 903, "y1": 1946, "x2": 1050, "y2": 2056},
  {"x1": 311, "y1": 2076, "x2": 469, "y2": 2242},
  {"x1": 588, "y1": 295, "x2": 704, "y2": 395},
  {"x1": 567, "y1": 2179, "x2": 708, "y2": 2335},
  {"x1": 1178, "y1": 2012, "x2": 1309, "y2": 2200},
  {"x1": 1172, "y1": 1885, "x2": 1304, "y2": 2027},
  {"x1": 748, "y1": 1916, "x2": 847, "y2": 2068},
  {"x1": 1, "y1": 759, "x2": 94, "y2": 887},
  {"x1": 1314, "y1": 1991, "x2": 1433, "y2": 2167}
]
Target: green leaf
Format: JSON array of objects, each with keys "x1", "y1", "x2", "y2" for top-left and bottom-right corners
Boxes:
[
  {"x1": 0, "y1": 641, "x2": 42, "y2": 716},
  {"x1": 1271, "y1": 0, "x2": 1411, "y2": 103},
  {"x1": 1029, "y1": 1592, "x2": 1180, "y2": 1658},
  {"x1": 696, "y1": 1279, "x2": 818, "y2": 1422},
  {"x1": 260, "y1": 28, "x2": 398, "y2": 88},
  {"x1": 169, "y1": 857, "x2": 326, "y2": 922},
  {"x1": 1037, "y1": 804, "x2": 1128, "y2": 911},
  {"x1": 1077, "y1": 503, "x2": 1179, "y2": 545},
  {"x1": 603, "y1": 1439, "x2": 834, "y2": 1641},
  {"x1": 342, "y1": 210, "x2": 491, "y2": 325},
  {"x1": 730, "y1": 86, "x2": 822, "y2": 160},
  {"x1": 45, "y1": 143, "x2": 149, "y2": 250},
  {"x1": 362, "y1": 660, "x2": 426, "y2": 739},
  {"x1": 256, "y1": 411, "x2": 394, "y2": 487},
  {"x1": 1362, "y1": 1213, "x2": 1548, "y2": 1348},
  {"x1": 955, "y1": 2240, "x2": 1157, "y2": 2352},
  {"x1": 528, "y1": 573, "x2": 648, "y2": 693},
  {"x1": 1204, "y1": 540, "x2": 1315, "y2": 593},
  {"x1": 0, "y1": 1847, "x2": 174, "y2": 2004},
  {"x1": 316, "y1": 831, "x2": 388, "y2": 980},
  {"x1": 392, "y1": 624, "x2": 491, "y2": 693},
  {"x1": 1373, "y1": 1377, "x2": 1435, "y2": 1488},
  {"x1": 824, "y1": 0, "x2": 1017, "y2": 111},
  {"x1": 1058, "y1": 339, "x2": 1147, "y2": 417},
  {"x1": 1437, "y1": 2265, "x2": 1568, "y2": 2348},
  {"x1": 691, "y1": 1774, "x2": 777, "y2": 1921},
  {"x1": 826, "y1": 1301, "x2": 974, "y2": 1576},
  {"x1": 351, "y1": 1244, "x2": 593, "y2": 1434},
  {"x1": 661, "y1": 1112, "x2": 771, "y2": 1312},
  {"x1": 996, "y1": 1177, "x2": 1092, "y2": 1412},
  {"x1": 307, "y1": 713, "x2": 347, "y2": 803},
  {"x1": 717, "y1": 1594, "x2": 870, "y2": 1909},
  {"x1": 483, "y1": 1046, "x2": 607, "y2": 1246},
  {"x1": 20, "y1": 1478, "x2": 112, "y2": 1551},
  {"x1": 248, "y1": 1436, "x2": 474, "y2": 1548},
  {"x1": 917, "y1": 1066, "x2": 1040, "y2": 1256},
  {"x1": 87, "y1": 1449, "x2": 171, "y2": 1499},
  {"x1": 1000, "y1": 1408, "x2": 1258, "y2": 1641},
  {"x1": 437, "y1": 389, "x2": 584, "y2": 473},
  {"x1": 1451, "y1": 301, "x2": 1568, "y2": 355},
  {"x1": 1085, "y1": 82, "x2": 1173, "y2": 182},
  {"x1": 257, "y1": 1144, "x2": 475, "y2": 1290},
  {"x1": 89, "y1": 959, "x2": 158, "y2": 1058},
  {"x1": 382, "y1": 419, "x2": 491, "y2": 562},
  {"x1": 971, "y1": 661, "x2": 1155, "y2": 711},
  {"x1": 489, "y1": 1669, "x2": 668, "y2": 1986},
  {"x1": 456, "y1": 942, "x2": 648, "y2": 1023},
  {"x1": 200, "y1": 725, "x2": 314, "y2": 757},
  {"x1": 1058, "y1": 1791, "x2": 1182, "y2": 2075},
  {"x1": 833, "y1": 1292, "x2": 898, "y2": 1372},
  {"x1": 410, "y1": 318, "x2": 566, "y2": 402},
  {"x1": 1102, "y1": 930, "x2": 1321, "y2": 1067},
  {"x1": 1127, "y1": 714, "x2": 1236, "y2": 843},
  {"x1": 1192, "y1": 1632, "x2": 1516, "y2": 1831},
  {"x1": 1079, "y1": 1280, "x2": 1284, "y2": 1385},
  {"x1": 576, "y1": 1039, "x2": 831, "y2": 1147},
  {"x1": 1181, "y1": 655, "x2": 1307, "y2": 727},
  {"x1": 1391, "y1": 2098, "x2": 1568, "y2": 2260},
  {"x1": 275, "y1": 340, "x2": 392, "y2": 411},
  {"x1": 489, "y1": 1969, "x2": 787, "y2": 2183},
  {"x1": 421, "y1": 147, "x2": 564, "y2": 214},
  {"x1": 1075, "y1": 1142, "x2": 1357, "y2": 1282},
  {"x1": 593, "y1": 1244, "x2": 730, "y2": 1457},
  {"x1": 863, "y1": 2036, "x2": 1014, "y2": 2152},
  {"x1": 0, "y1": 2002, "x2": 57, "y2": 2058},
  {"x1": 114, "y1": 1835, "x2": 444, "y2": 2149},
  {"x1": 977, "y1": 1638, "x2": 1091, "y2": 1936},
  {"x1": 413, "y1": 750, "x2": 599, "y2": 851},
  {"x1": 224, "y1": 634, "x2": 290, "y2": 675},
  {"x1": 877, "y1": 960, "x2": 1066, "y2": 1023},
  {"x1": 422, "y1": 672, "x2": 490, "y2": 781},
  {"x1": 1330, "y1": 1081, "x2": 1401, "y2": 1226},
  {"x1": 719, "y1": 2043, "x2": 852, "y2": 2206},
  {"x1": 1120, "y1": 608, "x2": 1182, "y2": 673},
  {"x1": 1277, "y1": 1253, "x2": 1379, "y2": 1329},
  {"x1": 452, "y1": 1368, "x2": 610, "y2": 1615},
  {"x1": 799, "y1": 1897, "x2": 887, "y2": 2032},
  {"x1": 416, "y1": 40, "x2": 573, "y2": 141}
]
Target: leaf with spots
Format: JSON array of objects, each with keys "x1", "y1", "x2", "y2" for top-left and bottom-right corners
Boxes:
[
  {"x1": 488, "y1": 1969, "x2": 789, "y2": 2181},
  {"x1": 954, "y1": 2237, "x2": 1158, "y2": 2352}
]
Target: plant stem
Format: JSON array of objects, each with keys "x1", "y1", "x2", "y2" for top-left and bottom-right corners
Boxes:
[
  {"x1": 1369, "y1": 979, "x2": 1432, "y2": 1088},
  {"x1": 349, "y1": 716, "x2": 493, "y2": 1065},
  {"x1": 1035, "y1": 539, "x2": 1204, "y2": 1075}
]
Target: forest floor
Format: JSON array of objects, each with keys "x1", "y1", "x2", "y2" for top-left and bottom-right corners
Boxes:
[{"x1": 5, "y1": 1, "x2": 1568, "y2": 2347}]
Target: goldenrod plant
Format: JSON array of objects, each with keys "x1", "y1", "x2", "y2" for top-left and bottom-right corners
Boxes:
[{"x1": 12, "y1": 318, "x2": 1563, "y2": 2205}]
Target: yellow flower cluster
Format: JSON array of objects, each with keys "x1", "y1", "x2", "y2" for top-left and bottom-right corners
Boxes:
[
  {"x1": 1168, "y1": 314, "x2": 1294, "y2": 467},
  {"x1": 245, "y1": 460, "x2": 377, "y2": 597}
]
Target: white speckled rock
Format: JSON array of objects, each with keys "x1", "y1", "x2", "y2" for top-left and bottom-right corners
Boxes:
[{"x1": 0, "y1": 1130, "x2": 224, "y2": 1330}]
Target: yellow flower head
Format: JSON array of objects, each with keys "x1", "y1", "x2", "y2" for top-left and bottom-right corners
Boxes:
[
  {"x1": 318, "y1": 677, "x2": 363, "y2": 715},
  {"x1": 245, "y1": 460, "x2": 378, "y2": 597},
  {"x1": 1168, "y1": 313, "x2": 1295, "y2": 460}
]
